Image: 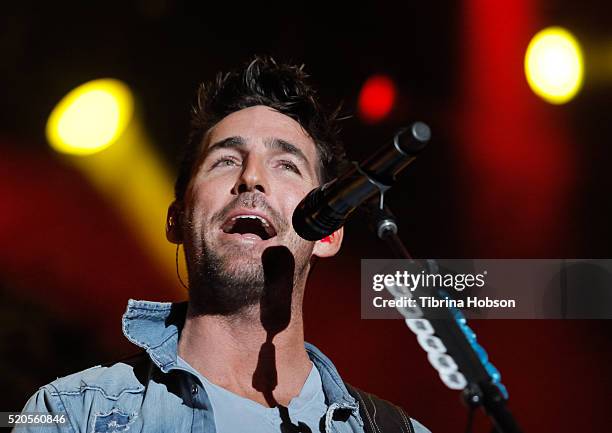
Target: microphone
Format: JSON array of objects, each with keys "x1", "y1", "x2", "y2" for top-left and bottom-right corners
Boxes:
[{"x1": 292, "y1": 122, "x2": 430, "y2": 241}]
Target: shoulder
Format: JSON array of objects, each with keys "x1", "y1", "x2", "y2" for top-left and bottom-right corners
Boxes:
[
  {"x1": 21, "y1": 354, "x2": 149, "y2": 432},
  {"x1": 43, "y1": 358, "x2": 145, "y2": 400},
  {"x1": 345, "y1": 383, "x2": 431, "y2": 433}
]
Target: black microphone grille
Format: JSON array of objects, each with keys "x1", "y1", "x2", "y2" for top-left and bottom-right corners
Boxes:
[{"x1": 292, "y1": 186, "x2": 346, "y2": 241}]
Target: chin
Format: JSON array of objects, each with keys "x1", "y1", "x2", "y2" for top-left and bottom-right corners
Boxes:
[{"x1": 219, "y1": 250, "x2": 264, "y2": 271}]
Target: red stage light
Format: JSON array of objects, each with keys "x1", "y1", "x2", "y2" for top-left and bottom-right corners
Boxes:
[{"x1": 358, "y1": 75, "x2": 396, "y2": 123}]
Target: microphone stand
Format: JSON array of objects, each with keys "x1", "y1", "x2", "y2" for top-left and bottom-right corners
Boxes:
[{"x1": 360, "y1": 184, "x2": 523, "y2": 433}]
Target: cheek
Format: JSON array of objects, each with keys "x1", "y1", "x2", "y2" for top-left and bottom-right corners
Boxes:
[
  {"x1": 190, "y1": 175, "x2": 231, "y2": 212},
  {"x1": 280, "y1": 184, "x2": 313, "y2": 215},
  {"x1": 185, "y1": 189, "x2": 216, "y2": 234}
]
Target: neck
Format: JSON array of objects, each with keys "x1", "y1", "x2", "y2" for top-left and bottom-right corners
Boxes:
[{"x1": 177, "y1": 292, "x2": 311, "y2": 407}]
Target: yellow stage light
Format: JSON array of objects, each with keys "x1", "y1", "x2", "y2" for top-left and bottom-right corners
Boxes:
[
  {"x1": 525, "y1": 27, "x2": 584, "y2": 104},
  {"x1": 46, "y1": 79, "x2": 134, "y2": 155},
  {"x1": 45, "y1": 78, "x2": 181, "y2": 293}
]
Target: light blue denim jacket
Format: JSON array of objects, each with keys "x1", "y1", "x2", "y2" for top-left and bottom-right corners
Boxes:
[{"x1": 19, "y1": 299, "x2": 429, "y2": 433}]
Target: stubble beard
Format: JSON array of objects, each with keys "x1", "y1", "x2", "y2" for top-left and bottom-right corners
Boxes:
[
  {"x1": 187, "y1": 241, "x2": 265, "y2": 316},
  {"x1": 185, "y1": 194, "x2": 314, "y2": 317}
]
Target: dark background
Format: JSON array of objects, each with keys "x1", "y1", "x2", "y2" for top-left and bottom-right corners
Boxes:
[{"x1": 2, "y1": 1, "x2": 611, "y2": 432}]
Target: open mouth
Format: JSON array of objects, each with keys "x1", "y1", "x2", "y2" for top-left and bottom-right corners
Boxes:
[{"x1": 221, "y1": 214, "x2": 277, "y2": 241}]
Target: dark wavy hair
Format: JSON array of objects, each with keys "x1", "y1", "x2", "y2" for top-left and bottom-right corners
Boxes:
[{"x1": 174, "y1": 56, "x2": 347, "y2": 202}]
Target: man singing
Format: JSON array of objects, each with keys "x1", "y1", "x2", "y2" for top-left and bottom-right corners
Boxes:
[{"x1": 19, "y1": 57, "x2": 430, "y2": 433}]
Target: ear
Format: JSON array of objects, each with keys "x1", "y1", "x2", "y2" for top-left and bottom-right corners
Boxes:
[
  {"x1": 166, "y1": 201, "x2": 183, "y2": 244},
  {"x1": 312, "y1": 227, "x2": 344, "y2": 258}
]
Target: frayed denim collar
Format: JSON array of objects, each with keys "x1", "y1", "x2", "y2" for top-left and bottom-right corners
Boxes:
[{"x1": 121, "y1": 298, "x2": 361, "y2": 425}]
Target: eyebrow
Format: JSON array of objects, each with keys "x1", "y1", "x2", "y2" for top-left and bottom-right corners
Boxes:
[
  {"x1": 264, "y1": 137, "x2": 310, "y2": 168},
  {"x1": 205, "y1": 136, "x2": 247, "y2": 155}
]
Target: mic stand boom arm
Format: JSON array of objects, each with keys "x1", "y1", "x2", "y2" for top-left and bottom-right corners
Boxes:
[{"x1": 359, "y1": 153, "x2": 523, "y2": 433}]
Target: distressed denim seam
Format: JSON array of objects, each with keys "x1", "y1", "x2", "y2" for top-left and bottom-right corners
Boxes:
[
  {"x1": 127, "y1": 299, "x2": 173, "y2": 309},
  {"x1": 48, "y1": 385, "x2": 144, "y2": 400},
  {"x1": 46, "y1": 383, "x2": 78, "y2": 433},
  {"x1": 122, "y1": 315, "x2": 150, "y2": 350}
]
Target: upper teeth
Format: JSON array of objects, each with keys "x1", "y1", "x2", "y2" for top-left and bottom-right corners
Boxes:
[{"x1": 232, "y1": 215, "x2": 270, "y2": 227}]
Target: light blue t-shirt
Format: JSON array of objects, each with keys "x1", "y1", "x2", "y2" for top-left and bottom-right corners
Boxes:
[{"x1": 177, "y1": 356, "x2": 351, "y2": 433}]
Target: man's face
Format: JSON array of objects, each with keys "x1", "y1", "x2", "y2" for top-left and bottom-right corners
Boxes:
[{"x1": 180, "y1": 105, "x2": 322, "y2": 314}]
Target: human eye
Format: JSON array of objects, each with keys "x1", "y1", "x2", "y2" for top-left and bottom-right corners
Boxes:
[
  {"x1": 211, "y1": 156, "x2": 240, "y2": 169},
  {"x1": 276, "y1": 159, "x2": 301, "y2": 175}
]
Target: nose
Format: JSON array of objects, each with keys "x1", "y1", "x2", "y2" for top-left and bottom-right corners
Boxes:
[{"x1": 232, "y1": 154, "x2": 268, "y2": 195}]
